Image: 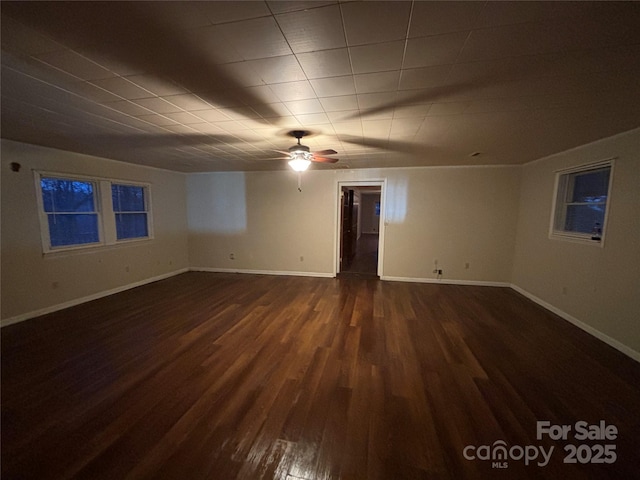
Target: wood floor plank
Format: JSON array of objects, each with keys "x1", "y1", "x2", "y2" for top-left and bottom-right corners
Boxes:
[{"x1": 2, "y1": 272, "x2": 640, "y2": 479}]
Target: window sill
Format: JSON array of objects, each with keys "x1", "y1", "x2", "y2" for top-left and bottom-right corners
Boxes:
[
  {"x1": 43, "y1": 237, "x2": 153, "y2": 258},
  {"x1": 549, "y1": 232, "x2": 605, "y2": 247}
]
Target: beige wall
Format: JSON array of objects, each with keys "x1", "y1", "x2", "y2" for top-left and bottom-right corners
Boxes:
[
  {"x1": 188, "y1": 170, "x2": 336, "y2": 275},
  {"x1": 512, "y1": 129, "x2": 640, "y2": 355},
  {"x1": 187, "y1": 166, "x2": 521, "y2": 284},
  {"x1": 1, "y1": 140, "x2": 189, "y2": 322}
]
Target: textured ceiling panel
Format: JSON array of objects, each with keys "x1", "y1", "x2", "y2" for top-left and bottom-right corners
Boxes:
[{"x1": 1, "y1": 1, "x2": 639, "y2": 172}]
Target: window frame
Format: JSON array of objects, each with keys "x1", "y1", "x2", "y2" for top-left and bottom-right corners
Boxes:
[
  {"x1": 111, "y1": 181, "x2": 153, "y2": 243},
  {"x1": 549, "y1": 159, "x2": 614, "y2": 246},
  {"x1": 35, "y1": 171, "x2": 153, "y2": 254}
]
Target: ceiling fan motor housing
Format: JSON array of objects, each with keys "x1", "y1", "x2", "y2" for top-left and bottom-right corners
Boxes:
[{"x1": 289, "y1": 144, "x2": 310, "y2": 153}]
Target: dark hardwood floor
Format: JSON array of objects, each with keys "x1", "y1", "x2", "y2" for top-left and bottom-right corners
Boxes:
[{"x1": 2, "y1": 272, "x2": 639, "y2": 479}]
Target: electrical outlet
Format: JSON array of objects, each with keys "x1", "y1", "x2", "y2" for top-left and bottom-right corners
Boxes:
[
  {"x1": 438, "y1": 269, "x2": 443, "y2": 275},
  {"x1": 465, "y1": 262, "x2": 470, "y2": 269},
  {"x1": 300, "y1": 256, "x2": 304, "y2": 262},
  {"x1": 229, "y1": 253, "x2": 235, "y2": 260}
]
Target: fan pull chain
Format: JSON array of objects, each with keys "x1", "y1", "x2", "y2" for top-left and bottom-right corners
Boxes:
[{"x1": 297, "y1": 172, "x2": 303, "y2": 192}]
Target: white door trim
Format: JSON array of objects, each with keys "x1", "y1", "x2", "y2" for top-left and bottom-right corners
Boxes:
[{"x1": 334, "y1": 179, "x2": 386, "y2": 277}]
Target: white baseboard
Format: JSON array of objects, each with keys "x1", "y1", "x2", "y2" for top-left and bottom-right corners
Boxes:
[
  {"x1": 190, "y1": 267, "x2": 334, "y2": 278},
  {"x1": 1, "y1": 268, "x2": 189, "y2": 328},
  {"x1": 510, "y1": 284, "x2": 640, "y2": 363},
  {"x1": 381, "y1": 275, "x2": 510, "y2": 287}
]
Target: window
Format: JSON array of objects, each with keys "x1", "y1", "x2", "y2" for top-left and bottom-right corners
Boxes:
[
  {"x1": 36, "y1": 172, "x2": 151, "y2": 252},
  {"x1": 40, "y1": 177, "x2": 100, "y2": 247},
  {"x1": 550, "y1": 161, "x2": 613, "y2": 244},
  {"x1": 112, "y1": 184, "x2": 149, "y2": 240}
]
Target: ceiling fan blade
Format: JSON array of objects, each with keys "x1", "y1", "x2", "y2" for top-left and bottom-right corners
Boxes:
[
  {"x1": 312, "y1": 156, "x2": 339, "y2": 164},
  {"x1": 274, "y1": 150, "x2": 292, "y2": 156},
  {"x1": 313, "y1": 149, "x2": 337, "y2": 156}
]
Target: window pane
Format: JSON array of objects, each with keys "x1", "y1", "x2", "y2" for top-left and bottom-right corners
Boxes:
[
  {"x1": 564, "y1": 204, "x2": 606, "y2": 234},
  {"x1": 41, "y1": 178, "x2": 95, "y2": 212},
  {"x1": 112, "y1": 184, "x2": 145, "y2": 212},
  {"x1": 569, "y1": 168, "x2": 610, "y2": 203},
  {"x1": 48, "y1": 214, "x2": 100, "y2": 247},
  {"x1": 115, "y1": 213, "x2": 148, "y2": 240}
]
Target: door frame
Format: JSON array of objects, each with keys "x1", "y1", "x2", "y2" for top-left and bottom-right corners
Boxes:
[{"x1": 334, "y1": 179, "x2": 387, "y2": 277}]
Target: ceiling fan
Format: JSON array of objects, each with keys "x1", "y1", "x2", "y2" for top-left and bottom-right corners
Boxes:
[{"x1": 276, "y1": 130, "x2": 339, "y2": 171}]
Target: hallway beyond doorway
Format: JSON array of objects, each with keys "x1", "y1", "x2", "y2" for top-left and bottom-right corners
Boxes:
[{"x1": 340, "y1": 233, "x2": 379, "y2": 276}]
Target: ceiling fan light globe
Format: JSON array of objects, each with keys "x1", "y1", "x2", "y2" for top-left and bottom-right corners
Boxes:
[{"x1": 288, "y1": 158, "x2": 311, "y2": 172}]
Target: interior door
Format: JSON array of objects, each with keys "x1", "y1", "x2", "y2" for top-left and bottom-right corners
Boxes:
[{"x1": 340, "y1": 188, "x2": 358, "y2": 270}]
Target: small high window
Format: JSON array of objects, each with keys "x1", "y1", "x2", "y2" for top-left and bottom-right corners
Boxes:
[{"x1": 550, "y1": 161, "x2": 613, "y2": 244}]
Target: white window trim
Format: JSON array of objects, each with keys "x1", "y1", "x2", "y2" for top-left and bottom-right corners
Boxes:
[
  {"x1": 35, "y1": 171, "x2": 153, "y2": 254},
  {"x1": 111, "y1": 181, "x2": 154, "y2": 244},
  {"x1": 548, "y1": 159, "x2": 615, "y2": 247}
]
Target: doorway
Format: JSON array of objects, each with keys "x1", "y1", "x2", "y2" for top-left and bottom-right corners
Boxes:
[{"x1": 336, "y1": 181, "x2": 385, "y2": 277}]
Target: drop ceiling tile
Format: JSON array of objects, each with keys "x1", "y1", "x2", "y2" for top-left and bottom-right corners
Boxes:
[
  {"x1": 409, "y1": 1, "x2": 484, "y2": 37},
  {"x1": 36, "y1": 50, "x2": 115, "y2": 80},
  {"x1": 215, "y1": 120, "x2": 253, "y2": 132},
  {"x1": 136, "y1": 114, "x2": 179, "y2": 126},
  {"x1": 362, "y1": 119, "x2": 392, "y2": 137},
  {"x1": 356, "y1": 92, "x2": 398, "y2": 110},
  {"x1": 163, "y1": 111, "x2": 206, "y2": 124},
  {"x1": 184, "y1": 26, "x2": 244, "y2": 65},
  {"x1": 319, "y1": 95, "x2": 358, "y2": 112},
  {"x1": 349, "y1": 41, "x2": 405, "y2": 74},
  {"x1": 104, "y1": 100, "x2": 153, "y2": 116},
  {"x1": 217, "y1": 62, "x2": 265, "y2": 88},
  {"x1": 218, "y1": 106, "x2": 262, "y2": 120},
  {"x1": 427, "y1": 102, "x2": 471, "y2": 116},
  {"x1": 73, "y1": 82, "x2": 123, "y2": 103},
  {"x1": 474, "y1": 1, "x2": 557, "y2": 29},
  {"x1": 125, "y1": 75, "x2": 188, "y2": 96},
  {"x1": 310, "y1": 76, "x2": 356, "y2": 97},
  {"x1": 216, "y1": 17, "x2": 292, "y2": 60},
  {"x1": 284, "y1": 98, "x2": 324, "y2": 115},
  {"x1": 192, "y1": 109, "x2": 234, "y2": 122},
  {"x1": 236, "y1": 85, "x2": 281, "y2": 105},
  {"x1": 162, "y1": 94, "x2": 214, "y2": 111},
  {"x1": 249, "y1": 102, "x2": 292, "y2": 118},
  {"x1": 332, "y1": 121, "x2": 363, "y2": 136},
  {"x1": 465, "y1": 97, "x2": 531, "y2": 114},
  {"x1": 1, "y1": 16, "x2": 65, "y2": 56},
  {"x1": 326, "y1": 110, "x2": 359, "y2": 122},
  {"x1": 162, "y1": 124, "x2": 201, "y2": 134},
  {"x1": 90, "y1": 77, "x2": 155, "y2": 99},
  {"x1": 146, "y1": 2, "x2": 211, "y2": 29},
  {"x1": 189, "y1": 122, "x2": 228, "y2": 134},
  {"x1": 296, "y1": 48, "x2": 352, "y2": 79},
  {"x1": 341, "y1": 1, "x2": 411, "y2": 46},
  {"x1": 398, "y1": 65, "x2": 452, "y2": 90},
  {"x1": 403, "y1": 31, "x2": 469, "y2": 69},
  {"x1": 133, "y1": 97, "x2": 183, "y2": 114},
  {"x1": 270, "y1": 80, "x2": 316, "y2": 102},
  {"x1": 268, "y1": 1, "x2": 337, "y2": 14},
  {"x1": 458, "y1": 21, "x2": 603, "y2": 64},
  {"x1": 296, "y1": 112, "x2": 330, "y2": 125},
  {"x1": 200, "y1": 1, "x2": 272, "y2": 24},
  {"x1": 354, "y1": 71, "x2": 400, "y2": 94},
  {"x1": 392, "y1": 104, "x2": 432, "y2": 118},
  {"x1": 390, "y1": 117, "x2": 423, "y2": 136},
  {"x1": 276, "y1": 4, "x2": 346, "y2": 53},
  {"x1": 249, "y1": 55, "x2": 306, "y2": 84}
]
